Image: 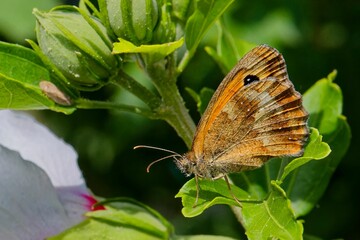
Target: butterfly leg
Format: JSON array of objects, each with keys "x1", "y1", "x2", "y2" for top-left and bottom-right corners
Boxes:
[
  {"x1": 193, "y1": 175, "x2": 200, "y2": 208},
  {"x1": 224, "y1": 175, "x2": 243, "y2": 208}
]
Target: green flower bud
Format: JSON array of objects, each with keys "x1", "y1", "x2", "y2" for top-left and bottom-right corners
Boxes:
[
  {"x1": 105, "y1": 0, "x2": 159, "y2": 45},
  {"x1": 34, "y1": 6, "x2": 118, "y2": 90}
]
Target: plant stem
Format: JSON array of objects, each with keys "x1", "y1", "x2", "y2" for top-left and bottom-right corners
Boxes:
[
  {"x1": 146, "y1": 55, "x2": 196, "y2": 148},
  {"x1": 75, "y1": 98, "x2": 157, "y2": 119},
  {"x1": 177, "y1": 50, "x2": 192, "y2": 74},
  {"x1": 110, "y1": 69, "x2": 162, "y2": 110},
  {"x1": 160, "y1": 81, "x2": 196, "y2": 148}
]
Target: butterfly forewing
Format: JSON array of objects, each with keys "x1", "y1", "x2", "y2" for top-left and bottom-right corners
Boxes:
[{"x1": 189, "y1": 45, "x2": 309, "y2": 175}]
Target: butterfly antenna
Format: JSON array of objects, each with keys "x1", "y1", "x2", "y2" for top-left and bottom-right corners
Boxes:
[
  {"x1": 146, "y1": 154, "x2": 179, "y2": 173},
  {"x1": 134, "y1": 145, "x2": 182, "y2": 157},
  {"x1": 134, "y1": 145, "x2": 182, "y2": 172}
]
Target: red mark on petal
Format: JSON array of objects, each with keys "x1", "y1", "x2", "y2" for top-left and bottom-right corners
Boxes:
[{"x1": 81, "y1": 194, "x2": 106, "y2": 211}]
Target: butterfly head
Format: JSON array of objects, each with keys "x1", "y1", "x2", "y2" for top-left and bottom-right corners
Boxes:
[
  {"x1": 175, "y1": 152, "x2": 196, "y2": 177},
  {"x1": 176, "y1": 152, "x2": 217, "y2": 179}
]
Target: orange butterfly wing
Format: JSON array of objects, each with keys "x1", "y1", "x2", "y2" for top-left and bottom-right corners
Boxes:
[{"x1": 189, "y1": 45, "x2": 309, "y2": 176}]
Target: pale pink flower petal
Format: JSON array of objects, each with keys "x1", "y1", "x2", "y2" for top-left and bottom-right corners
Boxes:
[{"x1": 0, "y1": 110, "x2": 97, "y2": 238}]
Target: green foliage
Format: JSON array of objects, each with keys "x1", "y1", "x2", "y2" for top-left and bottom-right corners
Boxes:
[
  {"x1": 179, "y1": 0, "x2": 234, "y2": 72},
  {"x1": 242, "y1": 182, "x2": 303, "y2": 240},
  {"x1": 205, "y1": 22, "x2": 257, "y2": 74},
  {"x1": 279, "y1": 128, "x2": 331, "y2": 183},
  {"x1": 0, "y1": 0, "x2": 351, "y2": 239},
  {"x1": 284, "y1": 70, "x2": 351, "y2": 216},
  {"x1": 113, "y1": 37, "x2": 184, "y2": 62},
  {"x1": 184, "y1": 0, "x2": 234, "y2": 54},
  {"x1": 176, "y1": 129, "x2": 330, "y2": 238},
  {"x1": 50, "y1": 198, "x2": 236, "y2": 240},
  {"x1": 51, "y1": 199, "x2": 173, "y2": 240},
  {"x1": 175, "y1": 178, "x2": 251, "y2": 217},
  {"x1": 0, "y1": 41, "x2": 75, "y2": 113},
  {"x1": 303, "y1": 70, "x2": 342, "y2": 134},
  {"x1": 185, "y1": 87, "x2": 214, "y2": 115}
]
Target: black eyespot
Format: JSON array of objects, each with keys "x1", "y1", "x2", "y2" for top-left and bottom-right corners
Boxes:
[{"x1": 244, "y1": 75, "x2": 259, "y2": 86}]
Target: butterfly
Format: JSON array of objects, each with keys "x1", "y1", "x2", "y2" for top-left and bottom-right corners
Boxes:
[{"x1": 137, "y1": 44, "x2": 309, "y2": 205}]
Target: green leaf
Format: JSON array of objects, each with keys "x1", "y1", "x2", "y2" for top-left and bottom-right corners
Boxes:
[
  {"x1": 303, "y1": 70, "x2": 341, "y2": 134},
  {"x1": 284, "y1": 117, "x2": 350, "y2": 217},
  {"x1": 205, "y1": 21, "x2": 258, "y2": 75},
  {"x1": 172, "y1": 0, "x2": 194, "y2": 24},
  {"x1": 279, "y1": 128, "x2": 331, "y2": 182},
  {"x1": 176, "y1": 180, "x2": 303, "y2": 239},
  {"x1": 51, "y1": 197, "x2": 238, "y2": 240},
  {"x1": 185, "y1": 87, "x2": 214, "y2": 115},
  {"x1": 50, "y1": 198, "x2": 174, "y2": 240},
  {"x1": 205, "y1": 39, "x2": 257, "y2": 75},
  {"x1": 185, "y1": 0, "x2": 234, "y2": 53},
  {"x1": 174, "y1": 235, "x2": 237, "y2": 240},
  {"x1": 242, "y1": 181, "x2": 303, "y2": 240},
  {"x1": 175, "y1": 178, "x2": 253, "y2": 218},
  {"x1": 49, "y1": 218, "x2": 164, "y2": 240},
  {"x1": 0, "y1": 41, "x2": 75, "y2": 114},
  {"x1": 113, "y1": 38, "x2": 184, "y2": 62}
]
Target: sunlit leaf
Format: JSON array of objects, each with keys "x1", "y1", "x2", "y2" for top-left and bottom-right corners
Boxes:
[
  {"x1": 174, "y1": 235, "x2": 237, "y2": 240},
  {"x1": 242, "y1": 181, "x2": 303, "y2": 240},
  {"x1": 113, "y1": 38, "x2": 184, "y2": 61},
  {"x1": 176, "y1": 179, "x2": 303, "y2": 238},
  {"x1": 175, "y1": 178, "x2": 252, "y2": 218},
  {"x1": 303, "y1": 70, "x2": 341, "y2": 134},
  {"x1": 50, "y1": 198, "x2": 173, "y2": 240},
  {"x1": 279, "y1": 128, "x2": 331, "y2": 182}
]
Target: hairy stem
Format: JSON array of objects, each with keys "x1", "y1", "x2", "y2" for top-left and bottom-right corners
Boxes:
[
  {"x1": 110, "y1": 69, "x2": 162, "y2": 110},
  {"x1": 146, "y1": 55, "x2": 196, "y2": 148},
  {"x1": 75, "y1": 98, "x2": 157, "y2": 119}
]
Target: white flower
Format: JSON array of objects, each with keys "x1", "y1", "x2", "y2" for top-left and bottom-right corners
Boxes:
[{"x1": 0, "y1": 110, "x2": 99, "y2": 239}]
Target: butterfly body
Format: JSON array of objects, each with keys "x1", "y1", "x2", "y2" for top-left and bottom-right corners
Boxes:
[{"x1": 177, "y1": 45, "x2": 309, "y2": 180}]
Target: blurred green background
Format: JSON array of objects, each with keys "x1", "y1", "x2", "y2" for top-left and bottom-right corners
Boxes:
[{"x1": 1, "y1": 0, "x2": 359, "y2": 239}]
